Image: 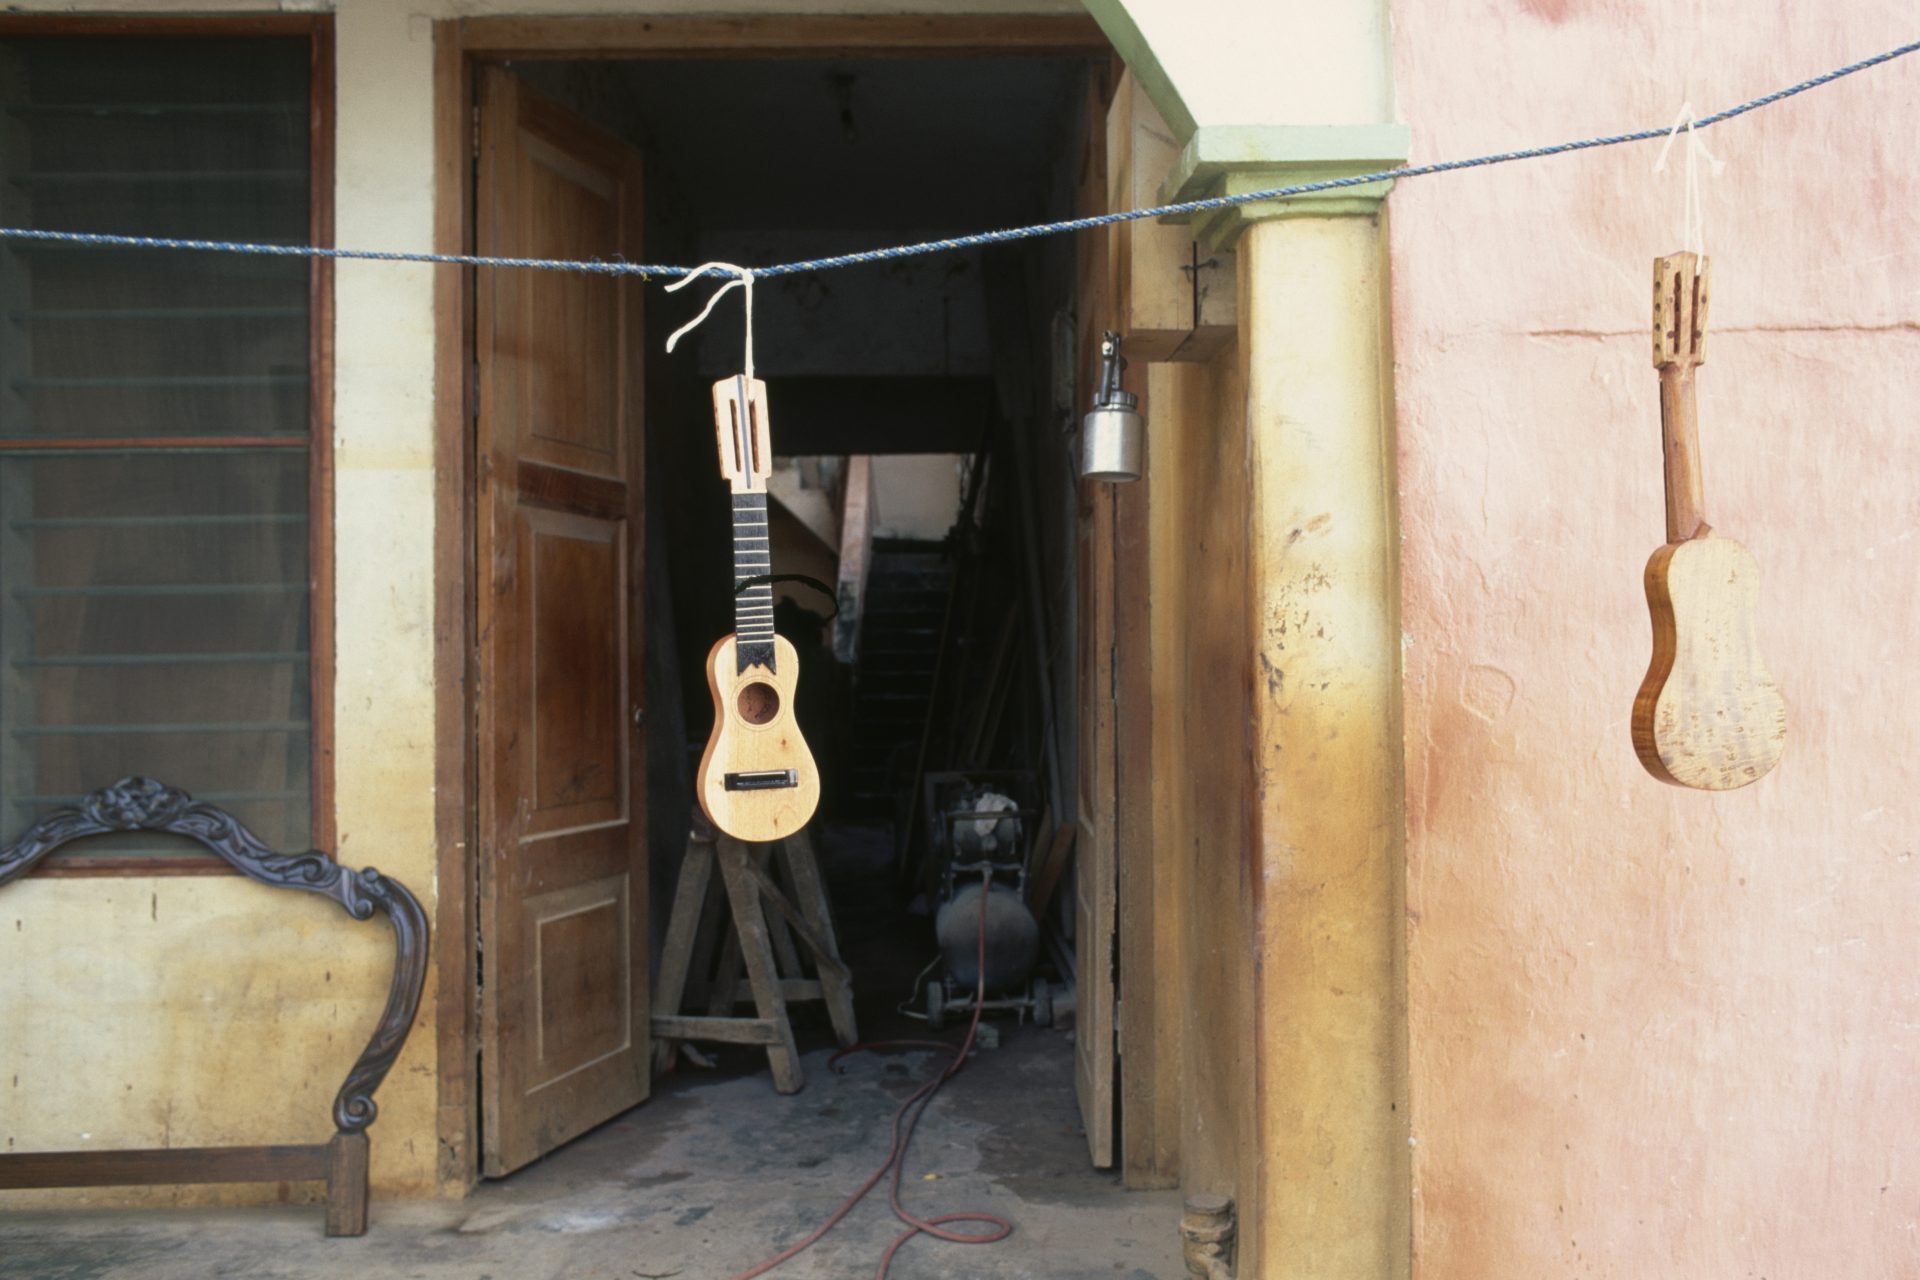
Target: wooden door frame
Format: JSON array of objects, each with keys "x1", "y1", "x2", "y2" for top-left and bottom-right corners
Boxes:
[{"x1": 430, "y1": 12, "x2": 1112, "y2": 1192}]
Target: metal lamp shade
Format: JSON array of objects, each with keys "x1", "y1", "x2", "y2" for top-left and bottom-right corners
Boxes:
[{"x1": 1080, "y1": 398, "x2": 1143, "y2": 483}]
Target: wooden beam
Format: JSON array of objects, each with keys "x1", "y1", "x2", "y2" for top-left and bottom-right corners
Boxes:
[
  {"x1": 731, "y1": 978, "x2": 825, "y2": 1005},
  {"x1": 457, "y1": 14, "x2": 1109, "y2": 59},
  {"x1": 734, "y1": 855, "x2": 851, "y2": 983},
  {"x1": 0, "y1": 1144, "x2": 330, "y2": 1189},
  {"x1": 431, "y1": 16, "x2": 480, "y2": 1197},
  {"x1": 1025, "y1": 822, "x2": 1077, "y2": 918},
  {"x1": 832, "y1": 455, "x2": 875, "y2": 665},
  {"x1": 1109, "y1": 70, "x2": 1235, "y2": 364},
  {"x1": 323, "y1": 1132, "x2": 370, "y2": 1238},
  {"x1": 651, "y1": 1015, "x2": 783, "y2": 1047}
]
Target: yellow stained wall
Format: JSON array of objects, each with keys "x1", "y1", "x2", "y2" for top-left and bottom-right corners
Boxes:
[
  {"x1": 0, "y1": 0, "x2": 442, "y2": 1208},
  {"x1": 1144, "y1": 217, "x2": 1407, "y2": 1279}
]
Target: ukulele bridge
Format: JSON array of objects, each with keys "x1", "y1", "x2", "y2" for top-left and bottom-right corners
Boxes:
[{"x1": 723, "y1": 769, "x2": 799, "y2": 792}]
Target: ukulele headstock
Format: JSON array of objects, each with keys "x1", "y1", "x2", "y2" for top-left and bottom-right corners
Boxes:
[
  {"x1": 711, "y1": 374, "x2": 772, "y2": 494},
  {"x1": 1652, "y1": 251, "x2": 1710, "y2": 371}
]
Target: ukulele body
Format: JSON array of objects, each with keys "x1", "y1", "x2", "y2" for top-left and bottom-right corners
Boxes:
[
  {"x1": 1631, "y1": 530, "x2": 1786, "y2": 790},
  {"x1": 1630, "y1": 250, "x2": 1786, "y2": 790},
  {"x1": 698, "y1": 633, "x2": 820, "y2": 843}
]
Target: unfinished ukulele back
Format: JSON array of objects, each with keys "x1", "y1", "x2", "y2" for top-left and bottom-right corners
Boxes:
[{"x1": 1630, "y1": 251, "x2": 1787, "y2": 790}]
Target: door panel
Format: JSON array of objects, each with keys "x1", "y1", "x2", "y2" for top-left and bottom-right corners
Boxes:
[
  {"x1": 529, "y1": 874, "x2": 633, "y2": 1083},
  {"x1": 476, "y1": 66, "x2": 648, "y2": 1178},
  {"x1": 516, "y1": 136, "x2": 627, "y2": 473},
  {"x1": 525, "y1": 509, "x2": 627, "y2": 832}
]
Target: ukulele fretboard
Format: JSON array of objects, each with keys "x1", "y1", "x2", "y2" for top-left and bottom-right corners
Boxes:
[{"x1": 732, "y1": 492, "x2": 775, "y2": 672}]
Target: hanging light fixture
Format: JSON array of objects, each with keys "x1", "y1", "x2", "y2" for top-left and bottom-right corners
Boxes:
[{"x1": 1079, "y1": 329, "x2": 1143, "y2": 483}]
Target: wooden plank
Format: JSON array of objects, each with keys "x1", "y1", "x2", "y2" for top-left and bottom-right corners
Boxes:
[
  {"x1": 1073, "y1": 490, "x2": 1119, "y2": 1170},
  {"x1": 1115, "y1": 395, "x2": 1179, "y2": 1188},
  {"x1": 430, "y1": 18, "x2": 478, "y2": 1195},
  {"x1": 0, "y1": 1144, "x2": 329, "y2": 1189},
  {"x1": 323, "y1": 1132, "x2": 369, "y2": 1238},
  {"x1": 763, "y1": 885, "x2": 806, "y2": 981},
  {"x1": 735, "y1": 852, "x2": 851, "y2": 983},
  {"x1": 1145, "y1": 358, "x2": 1200, "y2": 1193},
  {"x1": 684, "y1": 848, "x2": 731, "y2": 1008},
  {"x1": 1025, "y1": 823, "x2": 1077, "y2": 918},
  {"x1": 0, "y1": 14, "x2": 321, "y2": 35},
  {"x1": 731, "y1": 978, "x2": 824, "y2": 1004},
  {"x1": 307, "y1": 16, "x2": 337, "y2": 859},
  {"x1": 1074, "y1": 66, "x2": 1119, "y2": 1171},
  {"x1": 714, "y1": 837, "x2": 803, "y2": 1093},
  {"x1": 651, "y1": 1015, "x2": 783, "y2": 1047},
  {"x1": 457, "y1": 14, "x2": 1109, "y2": 59},
  {"x1": 780, "y1": 829, "x2": 859, "y2": 1047},
  {"x1": 1106, "y1": 70, "x2": 1236, "y2": 364},
  {"x1": 707, "y1": 929, "x2": 744, "y2": 1017},
  {"x1": 1105, "y1": 73, "x2": 1181, "y2": 1185},
  {"x1": 832, "y1": 455, "x2": 875, "y2": 664},
  {"x1": 650, "y1": 832, "x2": 717, "y2": 1073}
]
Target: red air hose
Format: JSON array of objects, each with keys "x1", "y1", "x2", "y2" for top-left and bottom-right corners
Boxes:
[{"x1": 727, "y1": 871, "x2": 1013, "y2": 1280}]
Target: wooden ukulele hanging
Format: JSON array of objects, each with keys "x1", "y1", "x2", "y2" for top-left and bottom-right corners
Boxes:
[
  {"x1": 1630, "y1": 252, "x2": 1786, "y2": 790},
  {"x1": 696, "y1": 374, "x2": 821, "y2": 842}
]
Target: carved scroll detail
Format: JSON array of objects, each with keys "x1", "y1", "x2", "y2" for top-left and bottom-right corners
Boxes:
[{"x1": 0, "y1": 778, "x2": 428, "y2": 1136}]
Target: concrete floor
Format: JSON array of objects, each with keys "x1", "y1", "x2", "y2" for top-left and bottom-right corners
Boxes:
[{"x1": 0, "y1": 1026, "x2": 1183, "y2": 1280}]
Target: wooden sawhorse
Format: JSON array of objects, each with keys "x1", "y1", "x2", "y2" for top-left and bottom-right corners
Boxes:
[{"x1": 649, "y1": 818, "x2": 857, "y2": 1092}]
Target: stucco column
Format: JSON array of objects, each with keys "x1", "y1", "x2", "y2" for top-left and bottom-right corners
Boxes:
[
  {"x1": 1085, "y1": 2, "x2": 1412, "y2": 1274},
  {"x1": 1238, "y1": 210, "x2": 1409, "y2": 1280},
  {"x1": 331, "y1": 0, "x2": 442, "y2": 1196}
]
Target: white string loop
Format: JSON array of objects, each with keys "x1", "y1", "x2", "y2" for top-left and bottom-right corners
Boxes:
[
  {"x1": 664, "y1": 261, "x2": 756, "y2": 380},
  {"x1": 1652, "y1": 102, "x2": 1725, "y2": 258}
]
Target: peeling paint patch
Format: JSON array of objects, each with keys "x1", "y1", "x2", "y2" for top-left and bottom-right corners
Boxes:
[{"x1": 1460, "y1": 664, "x2": 1517, "y2": 723}]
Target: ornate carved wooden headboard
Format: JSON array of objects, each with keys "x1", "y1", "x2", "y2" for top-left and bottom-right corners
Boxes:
[{"x1": 0, "y1": 777, "x2": 428, "y2": 1236}]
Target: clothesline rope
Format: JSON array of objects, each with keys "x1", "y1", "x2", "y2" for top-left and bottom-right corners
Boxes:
[{"x1": 0, "y1": 37, "x2": 1913, "y2": 280}]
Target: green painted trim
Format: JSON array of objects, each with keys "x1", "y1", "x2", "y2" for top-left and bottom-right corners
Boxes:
[
  {"x1": 1159, "y1": 124, "x2": 1412, "y2": 247},
  {"x1": 1078, "y1": 0, "x2": 1197, "y2": 142}
]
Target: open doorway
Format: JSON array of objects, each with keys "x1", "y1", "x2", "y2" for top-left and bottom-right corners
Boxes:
[{"x1": 456, "y1": 27, "x2": 1164, "y2": 1274}]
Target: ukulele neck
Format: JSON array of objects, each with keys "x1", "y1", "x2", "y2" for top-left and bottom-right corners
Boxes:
[
  {"x1": 1653, "y1": 251, "x2": 1710, "y2": 543},
  {"x1": 711, "y1": 374, "x2": 778, "y2": 673},
  {"x1": 731, "y1": 492, "x2": 775, "y2": 670}
]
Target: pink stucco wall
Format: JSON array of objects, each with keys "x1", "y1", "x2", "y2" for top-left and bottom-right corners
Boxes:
[{"x1": 1390, "y1": 4, "x2": 1920, "y2": 1274}]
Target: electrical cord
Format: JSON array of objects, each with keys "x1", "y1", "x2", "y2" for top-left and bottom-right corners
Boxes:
[{"x1": 727, "y1": 870, "x2": 1012, "y2": 1280}]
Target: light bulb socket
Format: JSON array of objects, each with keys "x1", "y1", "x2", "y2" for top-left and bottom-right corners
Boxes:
[
  {"x1": 1080, "y1": 330, "x2": 1143, "y2": 483},
  {"x1": 1081, "y1": 401, "x2": 1143, "y2": 482}
]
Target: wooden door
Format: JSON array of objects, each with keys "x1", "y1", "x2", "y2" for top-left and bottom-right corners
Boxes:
[
  {"x1": 475, "y1": 67, "x2": 649, "y2": 1177},
  {"x1": 1073, "y1": 68, "x2": 1118, "y2": 1170}
]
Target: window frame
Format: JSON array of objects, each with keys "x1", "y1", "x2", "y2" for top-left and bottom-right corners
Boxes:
[{"x1": 0, "y1": 13, "x2": 335, "y2": 876}]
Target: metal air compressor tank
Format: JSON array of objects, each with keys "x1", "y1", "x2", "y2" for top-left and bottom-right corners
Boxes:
[{"x1": 934, "y1": 879, "x2": 1040, "y2": 994}]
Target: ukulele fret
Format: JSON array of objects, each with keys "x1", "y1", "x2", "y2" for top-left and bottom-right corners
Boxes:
[{"x1": 731, "y1": 492, "x2": 776, "y2": 670}]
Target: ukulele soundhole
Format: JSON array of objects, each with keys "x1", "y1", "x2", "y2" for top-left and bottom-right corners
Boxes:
[{"x1": 738, "y1": 681, "x2": 781, "y2": 726}]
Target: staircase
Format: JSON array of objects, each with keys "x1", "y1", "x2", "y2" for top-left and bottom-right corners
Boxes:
[{"x1": 845, "y1": 539, "x2": 950, "y2": 817}]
